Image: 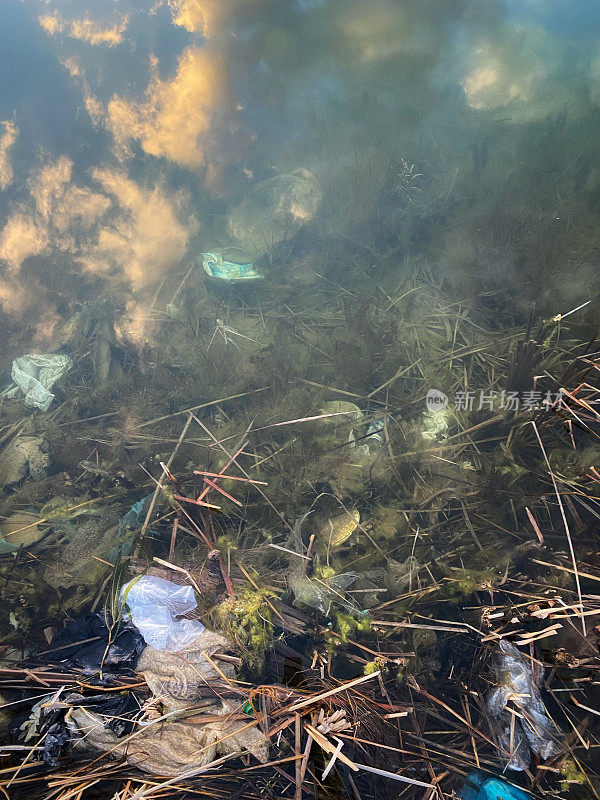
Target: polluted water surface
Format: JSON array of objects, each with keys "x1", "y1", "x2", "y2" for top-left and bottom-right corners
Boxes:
[{"x1": 0, "y1": 1, "x2": 599, "y2": 798}]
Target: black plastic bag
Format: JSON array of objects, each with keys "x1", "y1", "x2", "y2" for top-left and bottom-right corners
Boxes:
[{"x1": 43, "y1": 613, "x2": 144, "y2": 676}]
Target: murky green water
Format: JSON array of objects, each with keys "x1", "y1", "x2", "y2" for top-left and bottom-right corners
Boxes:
[{"x1": 0, "y1": 2, "x2": 600, "y2": 798}]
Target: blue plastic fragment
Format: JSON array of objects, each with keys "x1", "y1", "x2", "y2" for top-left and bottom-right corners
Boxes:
[
  {"x1": 105, "y1": 494, "x2": 155, "y2": 564},
  {"x1": 460, "y1": 773, "x2": 531, "y2": 800},
  {"x1": 201, "y1": 251, "x2": 264, "y2": 281},
  {"x1": 117, "y1": 494, "x2": 154, "y2": 536}
]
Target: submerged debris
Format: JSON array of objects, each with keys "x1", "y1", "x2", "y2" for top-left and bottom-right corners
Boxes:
[
  {"x1": 487, "y1": 640, "x2": 561, "y2": 770},
  {"x1": 67, "y1": 704, "x2": 269, "y2": 776},
  {"x1": 0, "y1": 434, "x2": 49, "y2": 489},
  {"x1": 68, "y1": 627, "x2": 270, "y2": 775},
  {"x1": 0, "y1": 511, "x2": 46, "y2": 553},
  {"x1": 0, "y1": 279, "x2": 599, "y2": 800},
  {"x1": 4, "y1": 353, "x2": 72, "y2": 411},
  {"x1": 202, "y1": 251, "x2": 264, "y2": 281}
]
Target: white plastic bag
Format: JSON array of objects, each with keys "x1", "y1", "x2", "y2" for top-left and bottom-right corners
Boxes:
[
  {"x1": 119, "y1": 576, "x2": 205, "y2": 652},
  {"x1": 6, "y1": 353, "x2": 72, "y2": 411}
]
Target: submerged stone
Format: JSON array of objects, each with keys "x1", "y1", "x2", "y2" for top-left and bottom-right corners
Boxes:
[
  {"x1": 0, "y1": 435, "x2": 50, "y2": 489},
  {"x1": 318, "y1": 509, "x2": 360, "y2": 548},
  {"x1": 0, "y1": 511, "x2": 45, "y2": 553},
  {"x1": 318, "y1": 400, "x2": 363, "y2": 426},
  {"x1": 227, "y1": 169, "x2": 322, "y2": 259}
]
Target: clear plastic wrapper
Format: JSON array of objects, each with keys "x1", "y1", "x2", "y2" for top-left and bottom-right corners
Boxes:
[
  {"x1": 487, "y1": 640, "x2": 560, "y2": 770},
  {"x1": 4, "y1": 353, "x2": 72, "y2": 411},
  {"x1": 119, "y1": 576, "x2": 205, "y2": 651}
]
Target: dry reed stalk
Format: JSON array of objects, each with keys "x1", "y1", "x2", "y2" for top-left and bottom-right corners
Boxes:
[
  {"x1": 531, "y1": 420, "x2": 586, "y2": 635},
  {"x1": 140, "y1": 413, "x2": 194, "y2": 536}
]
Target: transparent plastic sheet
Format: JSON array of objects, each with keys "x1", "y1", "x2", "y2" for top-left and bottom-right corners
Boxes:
[
  {"x1": 288, "y1": 571, "x2": 358, "y2": 615},
  {"x1": 487, "y1": 640, "x2": 560, "y2": 770},
  {"x1": 287, "y1": 510, "x2": 359, "y2": 615},
  {"x1": 119, "y1": 576, "x2": 205, "y2": 651},
  {"x1": 3, "y1": 353, "x2": 72, "y2": 411}
]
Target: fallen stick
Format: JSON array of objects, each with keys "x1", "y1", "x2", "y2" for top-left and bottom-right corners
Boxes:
[
  {"x1": 286, "y1": 671, "x2": 380, "y2": 713},
  {"x1": 352, "y1": 762, "x2": 435, "y2": 789},
  {"x1": 193, "y1": 470, "x2": 267, "y2": 485},
  {"x1": 304, "y1": 724, "x2": 357, "y2": 771},
  {"x1": 531, "y1": 420, "x2": 586, "y2": 636},
  {"x1": 141, "y1": 414, "x2": 193, "y2": 536}
]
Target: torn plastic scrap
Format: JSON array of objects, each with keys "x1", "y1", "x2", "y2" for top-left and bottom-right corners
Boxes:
[
  {"x1": 201, "y1": 251, "x2": 264, "y2": 281},
  {"x1": 487, "y1": 640, "x2": 560, "y2": 770},
  {"x1": 4, "y1": 353, "x2": 72, "y2": 411}
]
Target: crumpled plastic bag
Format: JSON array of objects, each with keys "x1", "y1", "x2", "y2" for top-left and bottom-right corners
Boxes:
[
  {"x1": 43, "y1": 613, "x2": 145, "y2": 676},
  {"x1": 119, "y1": 576, "x2": 205, "y2": 651},
  {"x1": 487, "y1": 640, "x2": 560, "y2": 770},
  {"x1": 14, "y1": 689, "x2": 140, "y2": 767},
  {"x1": 68, "y1": 702, "x2": 269, "y2": 775},
  {"x1": 288, "y1": 570, "x2": 358, "y2": 616},
  {"x1": 5, "y1": 353, "x2": 72, "y2": 411}
]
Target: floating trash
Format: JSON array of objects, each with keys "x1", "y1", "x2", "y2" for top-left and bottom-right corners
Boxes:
[
  {"x1": 3, "y1": 353, "x2": 73, "y2": 412},
  {"x1": 460, "y1": 773, "x2": 531, "y2": 800},
  {"x1": 201, "y1": 251, "x2": 264, "y2": 281}
]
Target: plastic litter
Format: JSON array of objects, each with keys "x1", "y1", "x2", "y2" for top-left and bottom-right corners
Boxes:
[
  {"x1": 201, "y1": 251, "x2": 264, "y2": 281},
  {"x1": 105, "y1": 492, "x2": 155, "y2": 563},
  {"x1": 422, "y1": 406, "x2": 450, "y2": 441},
  {"x1": 487, "y1": 640, "x2": 560, "y2": 770},
  {"x1": 318, "y1": 402, "x2": 388, "y2": 461},
  {"x1": 66, "y1": 628, "x2": 269, "y2": 775},
  {"x1": 15, "y1": 693, "x2": 70, "y2": 767},
  {"x1": 3, "y1": 353, "x2": 72, "y2": 411},
  {"x1": 14, "y1": 689, "x2": 139, "y2": 767},
  {"x1": 460, "y1": 772, "x2": 531, "y2": 800},
  {"x1": 351, "y1": 415, "x2": 390, "y2": 459},
  {"x1": 43, "y1": 613, "x2": 145, "y2": 676},
  {"x1": 119, "y1": 575, "x2": 205, "y2": 651},
  {"x1": 288, "y1": 569, "x2": 358, "y2": 616},
  {"x1": 117, "y1": 494, "x2": 154, "y2": 536}
]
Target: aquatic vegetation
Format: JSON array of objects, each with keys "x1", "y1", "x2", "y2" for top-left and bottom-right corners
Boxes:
[
  {"x1": 214, "y1": 587, "x2": 275, "y2": 666},
  {"x1": 1, "y1": 2, "x2": 600, "y2": 796}
]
